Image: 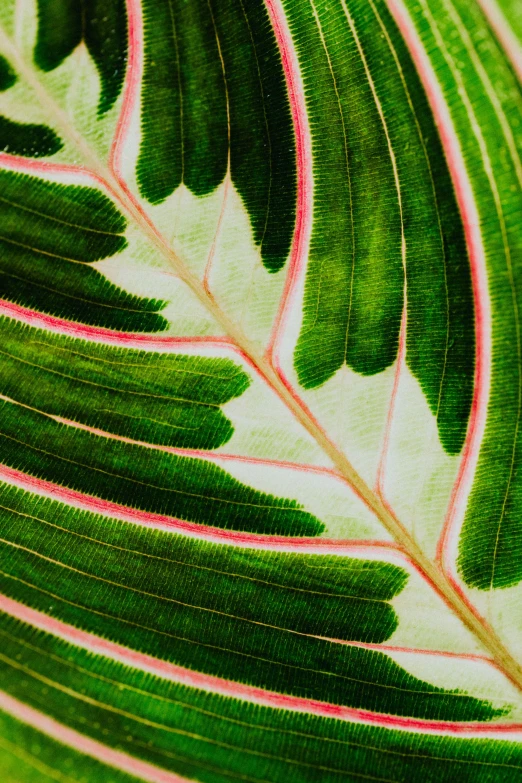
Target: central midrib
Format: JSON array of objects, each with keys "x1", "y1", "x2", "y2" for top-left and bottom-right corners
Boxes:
[{"x1": 2, "y1": 19, "x2": 522, "y2": 700}]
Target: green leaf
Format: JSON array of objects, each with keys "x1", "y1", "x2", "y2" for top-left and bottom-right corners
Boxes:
[{"x1": 0, "y1": 0, "x2": 522, "y2": 781}]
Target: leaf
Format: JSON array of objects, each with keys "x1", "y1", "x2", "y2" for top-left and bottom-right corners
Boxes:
[{"x1": 0, "y1": 0, "x2": 522, "y2": 781}]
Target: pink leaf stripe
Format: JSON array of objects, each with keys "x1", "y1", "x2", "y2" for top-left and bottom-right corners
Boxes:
[
  {"x1": 1, "y1": 596, "x2": 519, "y2": 739},
  {"x1": 110, "y1": 0, "x2": 144, "y2": 177},
  {"x1": 0, "y1": 153, "x2": 99, "y2": 182},
  {"x1": 474, "y1": 0, "x2": 522, "y2": 83},
  {"x1": 0, "y1": 299, "x2": 231, "y2": 348},
  {"x1": 0, "y1": 463, "x2": 395, "y2": 551},
  {"x1": 384, "y1": 0, "x2": 492, "y2": 580},
  {"x1": 264, "y1": 0, "x2": 313, "y2": 363},
  {"x1": 0, "y1": 690, "x2": 191, "y2": 783}
]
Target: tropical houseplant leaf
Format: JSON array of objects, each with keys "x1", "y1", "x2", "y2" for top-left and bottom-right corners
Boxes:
[{"x1": 0, "y1": 0, "x2": 522, "y2": 780}]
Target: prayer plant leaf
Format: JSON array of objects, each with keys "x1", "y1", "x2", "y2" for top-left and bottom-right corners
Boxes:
[{"x1": 0, "y1": 0, "x2": 522, "y2": 782}]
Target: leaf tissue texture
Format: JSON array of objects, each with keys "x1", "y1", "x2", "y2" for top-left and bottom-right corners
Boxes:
[
  {"x1": 0, "y1": 319, "x2": 250, "y2": 449},
  {"x1": 0, "y1": 170, "x2": 168, "y2": 330},
  {"x1": 34, "y1": 0, "x2": 128, "y2": 115},
  {"x1": 1, "y1": 0, "x2": 522, "y2": 781},
  {"x1": 0, "y1": 55, "x2": 62, "y2": 157},
  {"x1": 291, "y1": 0, "x2": 475, "y2": 456},
  {"x1": 137, "y1": 0, "x2": 297, "y2": 272}
]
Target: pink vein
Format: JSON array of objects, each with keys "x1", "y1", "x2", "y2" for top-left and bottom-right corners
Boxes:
[
  {"x1": 0, "y1": 153, "x2": 106, "y2": 185},
  {"x1": 329, "y1": 636, "x2": 491, "y2": 662},
  {"x1": 0, "y1": 690, "x2": 190, "y2": 783},
  {"x1": 475, "y1": 0, "x2": 522, "y2": 83},
  {"x1": 110, "y1": 0, "x2": 144, "y2": 175},
  {"x1": 0, "y1": 596, "x2": 520, "y2": 738},
  {"x1": 203, "y1": 174, "x2": 231, "y2": 297},
  {"x1": 264, "y1": 0, "x2": 313, "y2": 361},
  {"x1": 0, "y1": 298, "x2": 233, "y2": 349},
  {"x1": 50, "y1": 416, "x2": 342, "y2": 480},
  {"x1": 384, "y1": 0, "x2": 491, "y2": 575},
  {"x1": 376, "y1": 309, "x2": 407, "y2": 494},
  {"x1": 0, "y1": 463, "x2": 393, "y2": 553},
  {"x1": 259, "y1": 0, "x2": 357, "y2": 475}
]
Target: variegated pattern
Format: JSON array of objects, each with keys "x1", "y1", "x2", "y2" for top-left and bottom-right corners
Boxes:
[{"x1": 0, "y1": 0, "x2": 521, "y2": 780}]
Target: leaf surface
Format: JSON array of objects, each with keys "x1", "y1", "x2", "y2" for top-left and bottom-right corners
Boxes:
[{"x1": 0, "y1": 0, "x2": 522, "y2": 781}]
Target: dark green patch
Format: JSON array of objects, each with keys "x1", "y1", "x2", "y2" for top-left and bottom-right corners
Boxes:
[
  {"x1": 34, "y1": 0, "x2": 128, "y2": 115},
  {"x1": 399, "y1": 0, "x2": 522, "y2": 587},
  {"x1": 291, "y1": 0, "x2": 402, "y2": 387},
  {"x1": 0, "y1": 117, "x2": 62, "y2": 159},
  {"x1": 0, "y1": 318, "x2": 250, "y2": 450},
  {"x1": 0, "y1": 169, "x2": 168, "y2": 332},
  {"x1": 0, "y1": 55, "x2": 16, "y2": 92},
  {"x1": 0, "y1": 401, "x2": 322, "y2": 536},
  {"x1": 137, "y1": 0, "x2": 227, "y2": 203},
  {"x1": 0, "y1": 708, "x2": 140, "y2": 783},
  {"x1": 291, "y1": 0, "x2": 474, "y2": 455},
  {"x1": 137, "y1": 0, "x2": 296, "y2": 272}
]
